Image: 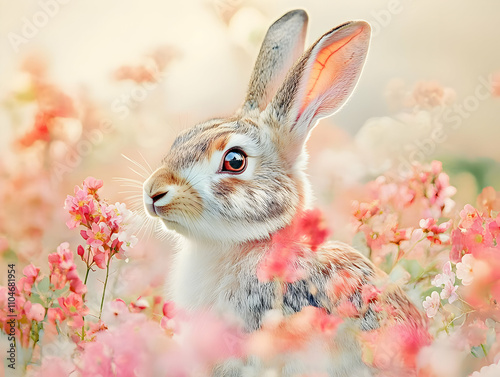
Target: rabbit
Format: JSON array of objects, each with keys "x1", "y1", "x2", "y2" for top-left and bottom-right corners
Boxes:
[{"x1": 143, "y1": 9, "x2": 428, "y2": 377}]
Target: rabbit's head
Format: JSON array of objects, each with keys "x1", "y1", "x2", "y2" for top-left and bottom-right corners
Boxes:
[{"x1": 143, "y1": 10, "x2": 370, "y2": 244}]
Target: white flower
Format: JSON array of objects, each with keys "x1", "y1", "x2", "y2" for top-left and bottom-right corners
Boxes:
[
  {"x1": 470, "y1": 360, "x2": 500, "y2": 377},
  {"x1": 440, "y1": 280, "x2": 458, "y2": 304},
  {"x1": 118, "y1": 231, "x2": 138, "y2": 251},
  {"x1": 456, "y1": 254, "x2": 475, "y2": 286},
  {"x1": 422, "y1": 291, "x2": 440, "y2": 318},
  {"x1": 111, "y1": 202, "x2": 134, "y2": 225},
  {"x1": 431, "y1": 261, "x2": 455, "y2": 287}
]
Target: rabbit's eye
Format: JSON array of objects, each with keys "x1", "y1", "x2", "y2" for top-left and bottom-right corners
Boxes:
[{"x1": 221, "y1": 149, "x2": 247, "y2": 173}]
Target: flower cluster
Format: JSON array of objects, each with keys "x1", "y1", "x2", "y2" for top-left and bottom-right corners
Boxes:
[
  {"x1": 0, "y1": 176, "x2": 138, "y2": 371},
  {"x1": 352, "y1": 160, "x2": 456, "y2": 268},
  {"x1": 450, "y1": 203, "x2": 500, "y2": 264},
  {"x1": 14, "y1": 55, "x2": 77, "y2": 149},
  {"x1": 423, "y1": 191, "x2": 500, "y2": 312},
  {"x1": 0, "y1": 244, "x2": 88, "y2": 350},
  {"x1": 1, "y1": 160, "x2": 500, "y2": 377},
  {"x1": 417, "y1": 188, "x2": 500, "y2": 376},
  {"x1": 350, "y1": 164, "x2": 500, "y2": 375},
  {"x1": 64, "y1": 177, "x2": 137, "y2": 269}
]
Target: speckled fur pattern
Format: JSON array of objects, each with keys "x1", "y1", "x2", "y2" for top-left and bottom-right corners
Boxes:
[{"x1": 143, "y1": 9, "x2": 427, "y2": 377}]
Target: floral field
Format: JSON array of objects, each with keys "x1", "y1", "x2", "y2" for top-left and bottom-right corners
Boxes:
[{"x1": 1, "y1": 1, "x2": 500, "y2": 376}]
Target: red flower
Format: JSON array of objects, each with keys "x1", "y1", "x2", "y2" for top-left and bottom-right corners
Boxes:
[
  {"x1": 58, "y1": 293, "x2": 88, "y2": 328},
  {"x1": 257, "y1": 209, "x2": 330, "y2": 283},
  {"x1": 48, "y1": 243, "x2": 86, "y2": 294},
  {"x1": 17, "y1": 263, "x2": 41, "y2": 295}
]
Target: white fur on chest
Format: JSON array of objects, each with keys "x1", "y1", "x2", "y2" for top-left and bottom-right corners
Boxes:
[{"x1": 168, "y1": 239, "x2": 259, "y2": 314}]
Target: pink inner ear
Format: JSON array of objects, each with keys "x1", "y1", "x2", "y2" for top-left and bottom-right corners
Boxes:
[{"x1": 299, "y1": 27, "x2": 365, "y2": 115}]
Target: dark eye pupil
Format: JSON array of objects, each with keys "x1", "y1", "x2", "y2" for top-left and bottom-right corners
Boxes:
[{"x1": 226, "y1": 152, "x2": 244, "y2": 169}]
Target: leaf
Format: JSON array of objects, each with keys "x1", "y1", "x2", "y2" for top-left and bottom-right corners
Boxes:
[
  {"x1": 29, "y1": 292, "x2": 45, "y2": 306},
  {"x1": 380, "y1": 252, "x2": 394, "y2": 274},
  {"x1": 36, "y1": 276, "x2": 50, "y2": 294},
  {"x1": 52, "y1": 288, "x2": 69, "y2": 298},
  {"x1": 389, "y1": 265, "x2": 410, "y2": 283},
  {"x1": 470, "y1": 345, "x2": 487, "y2": 358},
  {"x1": 399, "y1": 259, "x2": 424, "y2": 279},
  {"x1": 352, "y1": 231, "x2": 370, "y2": 258},
  {"x1": 1, "y1": 248, "x2": 18, "y2": 263}
]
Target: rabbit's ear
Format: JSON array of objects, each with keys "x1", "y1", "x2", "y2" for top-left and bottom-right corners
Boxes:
[
  {"x1": 241, "y1": 9, "x2": 308, "y2": 114},
  {"x1": 265, "y1": 21, "x2": 371, "y2": 163}
]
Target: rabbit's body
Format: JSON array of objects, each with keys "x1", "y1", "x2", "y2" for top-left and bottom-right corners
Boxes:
[
  {"x1": 171, "y1": 238, "x2": 379, "y2": 332},
  {"x1": 171, "y1": 236, "x2": 423, "y2": 376},
  {"x1": 143, "y1": 9, "x2": 428, "y2": 376},
  {"x1": 172, "y1": 238, "x2": 373, "y2": 376}
]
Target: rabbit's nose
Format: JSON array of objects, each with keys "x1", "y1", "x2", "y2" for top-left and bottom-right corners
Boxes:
[
  {"x1": 143, "y1": 188, "x2": 171, "y2": 217},
  {"x1": 152, "y1": 191, "x2": 168, "y2": 204}
]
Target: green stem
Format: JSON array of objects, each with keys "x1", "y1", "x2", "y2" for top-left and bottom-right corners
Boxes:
[
  {"x1": 480, "y1": 343, "x2": 488, "y2": 358},
  {"x1": 457, "y1": 295, "x2": 473, "y2": 308},
  {"x1": 81, "y1": 247, "x2": 92, "y2": 340},
  {"x1": 405, "y1": 235, "x2": 427, "y2": 256},
  {"x1": 98, "y1": 253, "x2": 113, "y2": 320},
  {"x1": 84, "y1": 266, "x2": 91, "y2": 286},
  {"x1": 391, "y1": 235, "x2": 427, "y2": 273},
  {"x1": 444, "y1": 309, "x2": 475, "y2": 331}
]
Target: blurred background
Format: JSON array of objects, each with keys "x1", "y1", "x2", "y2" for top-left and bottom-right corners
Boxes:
[{"x1": 0, "y1": 0, "x2": 499, "y2": 302}]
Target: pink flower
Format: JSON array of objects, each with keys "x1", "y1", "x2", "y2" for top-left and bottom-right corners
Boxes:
[
  {"x1": 64, "y1": 189, "x2": 96, "y2": 229},
  {"x1": 48, "y1": 243, "x2": 86, "y2": 294},
  {"x1": 93, "y1": 249, "x2": 110, "y2": 269},
  {"x1": 64, "y1": 188, "x2": 89, "y2": 212},
  {"x1": 160, "y1": 316, "x2": 177, "y2": 335},
  {"x1": 459, "y1": 204, "x2": 480, "y2": 228},
  {"x1": 17, "y1": 263, "x2": 41, "y2": 294},
  {"x1": 360, "y1": 321, "x2": 431, "y2": 372},
  {"x1": 440, "y1": 280, "x2": 458, "y2": 304},
  {"x1": 48, "y1": 243, "x2": 74, "y2": 289},
  {"x1": 420, "y1": 218, "x2": 452, "y2": 244},
  {"x1": 99, "y1": 202, "x2": 120, "y2": 231},
  {"x1": 450, "y1": 208, "x2": 494, "y2": 263},
  {"x1": 25, "y1": 302, "x2": 45, "y2": 322},
  {"x1": 160, "y1": 302, "x2": 180, "y2": 335},
  {"x1": 298, "y1": 208, "x2": 330, "y2": 251},
  {"x1": 431, "y1": 261, "x2": 455, "y2": 287},
  {"x1": 489, "y1": 214, "x2": 500, "y2": 239},
  {"x1": 83, "y1": 176, "x2": 103, "y2": 192},
  {"x1": 101, "y1": 299, "x2": 137, "y2": 327},
  {"x1": 77, "y1": 245, "x2": 90, "y2": 262},
  {"x1": 477, "y1": 186, "x2": 500, "y2": 213},
  {"x1": 130, "y1": 297, "x2": 149, "y2": 312},
  {"x1": 47, "y1": 307, "x2": 66, "y2": 325},
  {"x1": 456, "y1": 254, "x2": 475, "y2": 286},
  {"x1": 422, "y1": 291, "x2": 440, "y2": 318},
  {"x1": 352, "y1": 200, "x2": 380, "y2": 222},
  {"x1": 58, "y1": 293, "x2": 88, "y2": 328},
  {"x1": 66, "y1": 269, "x2": 86, "y2": 295},
  {"x1": 77, "y1": 341, "x2": 113, "y2": 377},
  {"x1": 108, "y1": 202, "x2": 134, "y2": 226},
  {"x1": 84, "y1": 222, "x2": 111, "y2": 250},
  {"x1": 389, "y1": 227, "x2": 411, "y2": 245},
  {"x1": 35, "y1": 356, "x2": 75, "y2": 377},
  {"x1": 257, "y1": 209, "x2": 329, "y2": 282}
]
